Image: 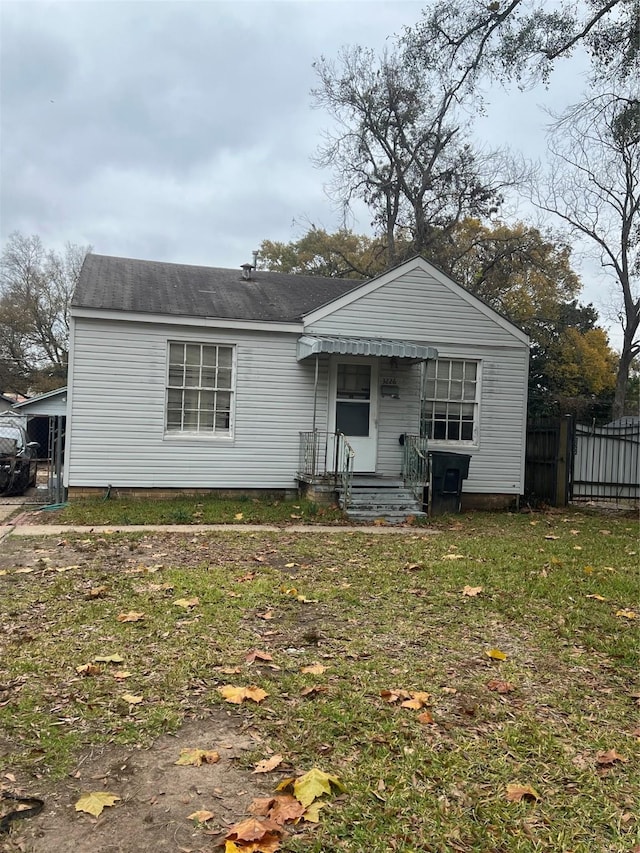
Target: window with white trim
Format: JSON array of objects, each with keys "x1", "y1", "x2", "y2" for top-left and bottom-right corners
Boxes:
[
  {"x1": 421, "y1": 359, "x2": 479, "y2": 443},
  {"x1": 166, "y1": 342, "x2": 234, "y2": 435}
]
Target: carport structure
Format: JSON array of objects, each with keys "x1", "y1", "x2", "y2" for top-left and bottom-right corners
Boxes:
[{"x1": 12, "y1": 387, "x2": 67, "y2": 504}]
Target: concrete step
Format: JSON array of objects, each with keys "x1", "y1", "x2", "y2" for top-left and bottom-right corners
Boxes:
[
  {"x1": 339, "y1": 481, "x2": 425, "y2": 523},
  {"x1": 346, "y1": 509, "x2": 428, "y2": 524}
]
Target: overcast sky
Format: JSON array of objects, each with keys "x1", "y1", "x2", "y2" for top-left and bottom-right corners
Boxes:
[{"x1": 2, "y1": 1, "x2": 608, "y2": 334}]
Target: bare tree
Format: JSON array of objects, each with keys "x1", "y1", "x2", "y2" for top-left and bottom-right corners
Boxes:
[
  {"x1": 312, "y1": 46, "x2": 514, "y2": 267},
  {"x1": 530, "y1": 92, "x2": 639, "y2": 418},
  {"x1": 0, "y1": 232, "x2": 90, "y2": 393},
  {"x1": 405, "y1": 0, "x2": 638, "y2": 88}
]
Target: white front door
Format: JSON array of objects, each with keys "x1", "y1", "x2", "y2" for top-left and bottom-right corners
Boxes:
[{"x1": 330, "y1": 359, "x2": 378, "y2": 473}]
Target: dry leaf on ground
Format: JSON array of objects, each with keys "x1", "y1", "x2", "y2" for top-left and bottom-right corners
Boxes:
[
  {"x1": 616, "y1": 609, "x2": 637, "y2": 620},
  {"x1": 121, "y1": 693, "x2": 143, "y2": 704},
  {"x1": 245, "y1": 649, "x2": 273, "y2": 664},
  {"x1": 275, "y1": 768, "x2": 344, "y2": 809},
  {"x1": 75, "y1": 791, "x2": 121, "y2": 817},
  {"x1": 505, "y1": 783, "x2": 541, "y2": 802},
  {"x1": 188, "y1": 809, "x2": 215, "y2": 822},
  {"x1": 253, "y1": 754, "x2": 284, "y2": 774},
  {"x1": 76, "y1": 663, "x2": 101, "y2": 676},
  {"x1": 462, "y1": 585, "x2": 483, "y2": 596},
  {"x1": 596, "y1": 749, "x2": 627, "y2": 765},
  {"x1": 300, "y1": 663, "x2": 326, "y2": 675},
  {"x1": 175, "y1": 748, "x2": 220, "y2": 766},
  {"x1": 174, "y1": 597, "x2": 199, "y2": 609},
  {"x1": 487, "y1": 679, "x2": 514, "y2": 694},
  {"x1": 219, "y1": 684, "x2": 268, "y2": 704},
  {"x1": 485, "y1": 648, "x2": 508, "y2": 661},
  {"x1": 117, "y1": 611, "x2": 145, "y2": 622}
]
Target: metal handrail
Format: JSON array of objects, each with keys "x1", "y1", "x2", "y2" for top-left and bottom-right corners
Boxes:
[
  {"x1": 402, "y1": 433, "x2": 429, "y2": 501},
  {"x1": 298, "y1": 430, "x2": 355, "y2": 507},
  {"x1": 336, "y1": 432, "x2": 355, "y2": 508}
]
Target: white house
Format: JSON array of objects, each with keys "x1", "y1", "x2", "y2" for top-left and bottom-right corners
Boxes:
[{"x1": 65, "y1": 254, "x2": 529, "y2": 514}]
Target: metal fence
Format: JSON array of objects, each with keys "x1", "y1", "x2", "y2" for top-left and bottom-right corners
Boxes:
[{"x1": 573, "y1": 421, "x2": 639, "y2": 504}]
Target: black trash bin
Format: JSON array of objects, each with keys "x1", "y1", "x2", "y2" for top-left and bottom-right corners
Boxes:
[{"x1": 427, "y1": 451, "x2": 471, "y2": 516}]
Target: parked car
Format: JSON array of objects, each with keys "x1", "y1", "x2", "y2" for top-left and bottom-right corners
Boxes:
[{"x1": 0, "y1": 420, "x2": 39, "y2": 495}]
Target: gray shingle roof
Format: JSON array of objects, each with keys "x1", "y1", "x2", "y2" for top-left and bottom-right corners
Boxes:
[{"x1": 72, "y1": 254, "x2": 364, "y2": 323}]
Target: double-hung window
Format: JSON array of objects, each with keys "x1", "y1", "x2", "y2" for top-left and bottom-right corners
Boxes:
[
  {"x1": 166, "y1": 342, "x2": 234, "y2": 435},
  {"x1": 421, "y1": 359, "x2": 479, "y2": 444}
]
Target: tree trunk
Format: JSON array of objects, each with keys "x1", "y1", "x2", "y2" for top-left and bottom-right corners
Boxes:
[{"x1": 611, "y1": 329, "x2": 636, "y2": 420}]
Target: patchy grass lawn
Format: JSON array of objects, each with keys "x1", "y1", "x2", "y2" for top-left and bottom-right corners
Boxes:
[
  {"x1": 33, "y1": 495, "x2": 345, "y2": 526},
  {"x1": 1, "y1": 510, "x2": 638, "y2": 852}
]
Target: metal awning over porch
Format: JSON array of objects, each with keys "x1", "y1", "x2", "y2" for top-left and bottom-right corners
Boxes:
[{"x1": 297, "y1": 335, "x2": 438, "y2": 361}]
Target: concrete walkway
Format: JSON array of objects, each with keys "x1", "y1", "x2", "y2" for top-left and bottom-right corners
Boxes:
[{"x1": 2, "y1": 520, "x2": 440, "y2": 538}]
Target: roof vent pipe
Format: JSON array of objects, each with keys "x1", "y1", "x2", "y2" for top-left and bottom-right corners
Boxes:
[{"x1": 241, "y1": 251, "x2": 260, "y2": 281}]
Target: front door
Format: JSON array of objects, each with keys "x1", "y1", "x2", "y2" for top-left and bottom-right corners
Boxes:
[{"x1": 331, "y1": 359, "x2": 378, "y2": 472}]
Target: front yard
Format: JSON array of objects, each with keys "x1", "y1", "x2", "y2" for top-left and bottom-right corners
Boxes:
[{"x1": 0, "y1": 509, "x2": 638, "y2": 851}]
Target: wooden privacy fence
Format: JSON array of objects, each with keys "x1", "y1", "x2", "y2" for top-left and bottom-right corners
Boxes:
[{"x1": 526, "y1": 417, "x2": 639, "y2": 506}]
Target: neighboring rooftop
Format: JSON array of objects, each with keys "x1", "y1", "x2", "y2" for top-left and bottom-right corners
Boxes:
[{"x1": 72, "y1": 254, "x2": 365, "y2": 323}]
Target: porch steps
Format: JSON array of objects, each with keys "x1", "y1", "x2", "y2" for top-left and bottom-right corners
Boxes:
[{"x1": 339, "y1": 479, "x2": 427, "y2": 524}]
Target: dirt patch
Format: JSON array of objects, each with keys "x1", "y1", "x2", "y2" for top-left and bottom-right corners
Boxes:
[{"x1": 3, "y1": 711, "x2": 278, "y2": 853}]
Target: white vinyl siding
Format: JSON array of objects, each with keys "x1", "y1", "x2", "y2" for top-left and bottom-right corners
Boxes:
[
  {"x1": 306, "y1": 265, "x2": 529, "y2": 495},
  {"x1": 66, "y1": 319, "x2": 318, "y2": 489},
  {"x1": 166, "y1": 342, "x2": 234, "y2": 435}
]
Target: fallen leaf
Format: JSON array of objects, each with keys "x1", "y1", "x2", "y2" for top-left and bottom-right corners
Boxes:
[
  {"x1": 253, "y1": 754, "x2": 284, "y2": 774},
  {"x1": 300, "y1": 685, "x2": 328, "y2": 697},
  {"x1": 76, "y1": 663, "x2": 101, "y2": 676},
  {"x1": 586, "y1": 594, "x2": 607, "y2": 601},
  {"x1": 174, "y1": 597, "x2": 199, "y2": 609},
  {"x1": 225, "y1": 815, "x2": 283, "y2": 841},
  {"x1": 88, "y1": 586, "x2": 108, "y2": 598},
  {"x1": 121, "y1": 693, "x2": 143, "y2": 705},
  {"x1": 442, "y1": 554, "x2": 465, "y2": 560},
  {"x1": 234, "y1": 512, "x2": 244, "y2": 520},
  {"x1": 596, "y1": 749, "x2": 627, "y2": 765},
  {"x1": 485, "y1": 648, "x2": 508, "y2": 661},
  {"x1": 417, "y1": 710, "x2": 435, "y2": 725},
  {"x1": 292, "y1": 768, "x2": 345, "y2": 808},
  {"x1": 257, "y1": 610, "x2": 274, "y2": 620},
  {"x1": 300, "y1": 663, "x2": 326, "y2": 675},
  {"x1": 544, "y1": 535, "x2": 560, "y2": 540},
  {"x1": 462, "y1": 585, "x2": 483, "y2": 597},
  {"x1": 188, "y1": 809, "x2": 215, "y2": 823},
  {"x1": 14, "y1": 567, "x2": 34, "y2": 574},
  {"x1": 93, "y1": 654, "x2": 124, "y2": 664},
  {"x1": 400, "y1": 691, "x2": 431, "y2": 710},
  {"x1": 176, "y1": 748, "x2": 220, "y2": 766},
  {"x1": 264, "y1": 795, "x2": 304, "y2": 825},
  {"x1": 616, "y1": 609, "x2": 637, "y2": 620},
  {"x1": 506, "y1": 783, "x2": 541, "y2": 802},
  {"x1": 117, "y1": 611, "x2": 145, "y2": 623},
  {"x1": 113, "y1": 670, "x2": 132, "y2": 680},
  {"x1": 219, "y1": 685, "x2": 268, "y2": 704},
  {"x1": 246, "y1": 649, "x2": 273, "y2": 664},
  {"x1": 301, "y1": 801, "x2": 326, "y2": 823},
  {"x1": 487, "y1": 679, "x2": 514, "y2": 694},
  {"x1": 75, "y1": 791, "x2": 121, "y2": 817}
]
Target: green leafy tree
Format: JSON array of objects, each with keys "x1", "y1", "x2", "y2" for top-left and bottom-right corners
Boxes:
[
  {"x1": 0, "y1": 232, "x2": 90, "y2": 394},
  {"x1": 258, "y1": 228, "x2": 387, "y2": 279}
]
